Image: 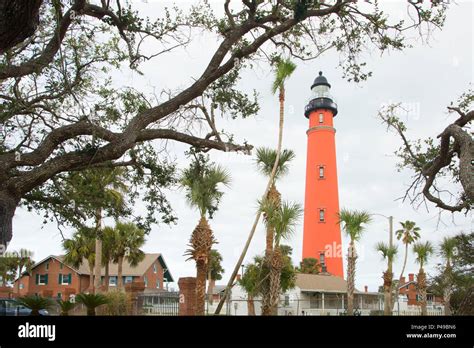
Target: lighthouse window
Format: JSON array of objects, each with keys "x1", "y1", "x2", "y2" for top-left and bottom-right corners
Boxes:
[
  {"x1": 319, "y1": 113, "x2": 324, "y2": 123},
  {"x1": 319, "y1": 209, "x2": 325, "y2": 222},
  {"x1": 319, "y1": 166, "x2": 324, "y2": 179}
]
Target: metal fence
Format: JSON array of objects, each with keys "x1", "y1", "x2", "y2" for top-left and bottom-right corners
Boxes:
[{"x1": 137, "y1": 292, "x2": 180, "y2": 316}]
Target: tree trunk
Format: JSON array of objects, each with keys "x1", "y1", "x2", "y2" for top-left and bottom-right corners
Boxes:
[
  {"x1": 346, "y1": 242, "x2": 357, "y2": 316},
  {"x1": 87, "y1": 307, "x2": 95, "y2": 316},
  {"x1": 0, "y1": 0, "x2": 42, "y2": 54},
  {"x1": 207, "y1": 277, "x2": 215, "y2": 305},
  {"x1": 417, "y1": 269, "x2": 427, "y2": 316},
  {"x1": 247, "y1": 294, "x2": 255, "y2": 316},
  {"x1": 196, "y1": 258, "x2": 207, "y2": 316},
  {"x1": 93, "y1": 208, "x2": 103, "y2": 293},
  {"x1": 383, "y1": 270, "x2": 393, "y2": 315},
  {"x1": 399, "y1": 243, "x2": 408, "y2": 283},
  {"x1": 0, "y1": 191, "x2": 18, "y2": 249},
  {"x1": 214, "y1": 81, "x2": 287, "y2": 314},
  {"x1": 88, "y1": 263, "x2": 94, "y2": 293},
  {"x1": 443, "y1": 287, "x2": 452, "y2": 316},
  {"x1": 104, "y1": 263, "x2": 109, "y2": 292},
  {"x1": 117, "y1": 256, "x2": 124, "y2": 290},
  {"x1": 269, "y1": 247, "x2": 283, "y2": 315}
]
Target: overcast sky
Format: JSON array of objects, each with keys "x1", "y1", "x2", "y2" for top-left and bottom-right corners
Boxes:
[{"x1": 8, "y1": 0, "x2": 473, "y2": 292}]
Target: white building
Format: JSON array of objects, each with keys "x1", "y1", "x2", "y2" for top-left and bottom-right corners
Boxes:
[{"x1": 208, "y1": 273, "x2": 383, "y2": 316}]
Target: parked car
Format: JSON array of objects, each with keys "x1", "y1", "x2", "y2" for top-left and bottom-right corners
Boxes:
[{"x1": 0, "y1": 298, "x2": 49, "y2": 316}]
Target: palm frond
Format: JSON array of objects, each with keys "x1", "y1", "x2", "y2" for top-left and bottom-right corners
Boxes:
[
  {"x1": 254, "y1": 147, "x2": 295, "y2": 180},
  {"x1": 338, "y1": 208, "x2": 372, "y2": 241},
  {"x1": 439, "y1": 236, "x2": 457, "y2": 262},
  {"x1": 259, "y1": 199, "x2": 302, "y2": 244},
  {"x1": 271, "y1": 58, "x2": 297, "y2": 94},
  {"x1": 375, "y1": 242, "x2": 398, "y2": 262},
  {"x1": 180, "y1": 162, "x2": 231, "y2": 218},
  {"x1": 413, "y1": 241, "x2": 434, "y2": 268}
]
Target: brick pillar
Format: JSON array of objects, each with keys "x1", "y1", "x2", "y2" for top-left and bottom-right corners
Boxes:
[
  {"x1": 125, "y1": 281, "x2": 145, "y2": 315},
  {"x1": 178, "y1": 277, "x2": 196, "y2": 316}
]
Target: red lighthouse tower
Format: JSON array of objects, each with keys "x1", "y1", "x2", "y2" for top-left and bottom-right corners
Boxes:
[{"x1": 302, "y1": 71, "x2": 344, "y2": 278}]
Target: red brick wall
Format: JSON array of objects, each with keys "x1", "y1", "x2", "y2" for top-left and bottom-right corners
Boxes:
[
  {"x1": 136, "y1": 258, "x2": 165, "y2": 290},
  {"x1": 19, "y1": 257, "x2": 85, "y2": 299}
]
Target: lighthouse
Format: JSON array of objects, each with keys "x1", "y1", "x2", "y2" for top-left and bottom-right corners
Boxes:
[{"x1": 302, "y1": 71, "x2": 344, "y2": 278}]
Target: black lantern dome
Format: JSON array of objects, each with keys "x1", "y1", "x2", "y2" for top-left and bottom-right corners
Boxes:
[{"x1": 305, "y1": 71, "x2": 338, "y2": 118}]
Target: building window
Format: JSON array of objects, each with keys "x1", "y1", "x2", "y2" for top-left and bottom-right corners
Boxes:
[
  {"x1": 284, "y1": 295, "x2": 290, "y2": 306},
  {"x1": 144, "y1": 276, "x2": 148, "y2": 287},
  {"x1": 109, "y1": 276, "x2": 117, "y2": 286},
  {"x1": 319, "y1": 209, "x2": 325, "y2": 222},
  {"x1": 59, "y1": 274, "x2": 71, "y2": 285},
  {"x1": 57, "y1": 292, "x2": 62, "y2": 299},
  {"x1": 319, "y1": 166, "x2": 324, "y2": 179},
  {"x1": 38, "y1": 274, "x2": 48, "y2": 285},
  {"x1": 45, "y1": 262, "x2": 49, "y2": 271},
  {"x1": 125, "y1": 276, "x2": 133, "y2": 284},
  {"x1": 60, "y1": 263, "x2": 63, "y2": 270},
  {"x1": 19, "y1": 283, "x2": 24, "y2": 290},
  {"x1": 319, "y1": 252, "x2": 325, "y2": 265},
  {"x1": 319, "y1": 113, "x2": 324, "y2": 123},
  {"x1": 156, "y1": 279, "x2": 160, "y2": 289},
  {"x1": 153, "y1": 263, "x2": 157, "y2": 274}
]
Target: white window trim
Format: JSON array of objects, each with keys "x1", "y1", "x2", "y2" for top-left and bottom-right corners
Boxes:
[{"x1": 38, "y1": 275, "x2": 47, "y2": 285}]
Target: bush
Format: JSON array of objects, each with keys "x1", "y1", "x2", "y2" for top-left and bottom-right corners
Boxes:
[{"x1": 104, "y1": 290, "x2": 133, "y2": 315}]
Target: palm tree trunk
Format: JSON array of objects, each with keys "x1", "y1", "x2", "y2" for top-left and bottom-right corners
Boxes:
[
  {"x1": 196, "y1": 259, "x2": 207, "y2": 315},
  {"x1": 399, "y1": 243, "x2": 408, "y2": 282},
  {"x1": 443, "y1": 262, "x2": 452, "y2": 316},
  {"x1": 117, "y1": 256, "x2": 124, "y2": 290},
  {"x1": 417, "y1": 269, "x2": 427, "y2": 316},
  {"x1": 88, "y1": 263, "x2": 94, "y2": 293},
  {"x1": 443, "y1": 287, "x2": 452, "y2": 316},
  {"x1": 269, "y1": 246, "x2": 283, "y2": 315},
  {"x1": 346, "y1": 242, "x2": 357, "y2": 316},
  {"x1": 214, "y1": 81, "x2": 287, "y2": 315},
  {"x1": 104, "y1": 262, "x2": 109, "y2": 292},
  {"x1": 93, "y1": 208, "x2": 102, "y2": 293},
  {"x1": 247, "y1": 294, "x2": 255, "y2": 316},
  {"x1": 207, "y1": 277, "x2": 215, "y2": 305},
  {"x1": 383, "y1": 270, "x2": 393, "y2": 315}
]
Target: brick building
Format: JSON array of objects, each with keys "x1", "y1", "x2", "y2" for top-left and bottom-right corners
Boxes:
[
  {"x1": 398, "y1": 273, "x2": 443, "y2": 307},
  {"x1": 13, "y1": 253, "x2": 173, "y2": 299}
]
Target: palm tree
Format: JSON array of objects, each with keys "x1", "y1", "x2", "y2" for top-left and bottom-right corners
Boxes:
[
  {"x1": 14, "y1": 249, "x2": 34, "y2": 293},
  {"x1": 63, "y1": 227, "x2": 96, "y2": 291},
  {"x1": 376, "y1": 242, "x2": 398, "y2": 315},
  {"x1": 181, "y1": 159, "x2": 231, "y2": 315},
  {"x1": 76, "y1": 293, "x2": 109, "y2": 316},
  {"x1": 396, "y1": 221, "x2": 421, "y2": 284},
  {"x1": 67, "y1": 167, "x2": 128, "y2": 293},
  {"x1": 413, "y1": 241, "x2": 434, "y2": 316},
  {"x1": 101, "y1": 226, "x2": 117, "y2": 292},
  {"x1": 17, "y1": 295, "x2": 54, "y2": 316},
  {"x1": 255, "y1": 148, "x2": 296, "y2": 257},
  {"x1": 104, "y1": 222, "x2": 146, "y2": 290},
  {"x1": 215, "y1": 58, "x2": 296, "y2": 314},
  {"x1": 259, "y1": 199, "x2": 302, "y2": 315},
  {"x1": 207, "y1": 249, "x2": 224, "y2": 306},
  {"x1": 338, "y1": 209, "x2": 372, "y2": 315},
  {"x1": 239, "y1": 258, "x2": 262, "y2": 316},
  {"x1": 57, "y1": 299, "x2": 76, "y2": 316},
  {"x1": 439, "y1": 237, "x2": 457, "y2": 315}
]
